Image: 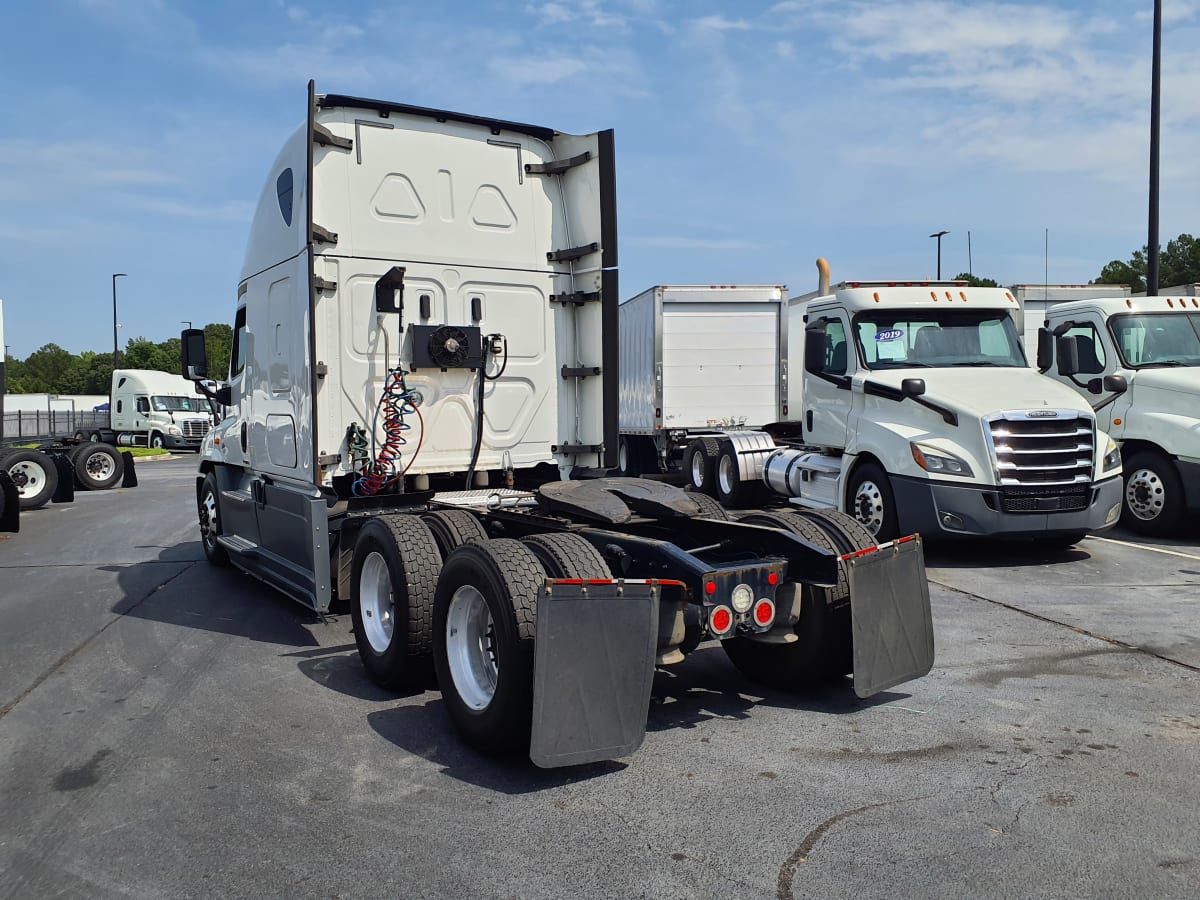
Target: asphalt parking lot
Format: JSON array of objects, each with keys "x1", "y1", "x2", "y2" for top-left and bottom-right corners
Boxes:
[{"x1": 1, "y1": 458, "x2": 1198, "y2": 899}]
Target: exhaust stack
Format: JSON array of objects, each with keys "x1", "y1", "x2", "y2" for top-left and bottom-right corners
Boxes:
[{"x1": 816, "y1": 258, "x2": 830, "y2": 295}]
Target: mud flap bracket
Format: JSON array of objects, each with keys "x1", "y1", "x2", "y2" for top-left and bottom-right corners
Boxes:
[
  {"x1": 531, "y1": 580, "x2": 659, "y2": 768},
  {"x1": 847, "y1": 536, "x2": 934, "y2": 698}
]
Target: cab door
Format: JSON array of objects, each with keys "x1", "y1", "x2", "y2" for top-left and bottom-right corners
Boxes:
[{"x1": 803, "y1": 312, "x2": 853, "y2": 448}]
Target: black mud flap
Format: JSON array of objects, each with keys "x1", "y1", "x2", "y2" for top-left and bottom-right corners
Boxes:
[
  {"x1": 50, "y1": 453, "x2": 75, "y2": 504},
  {"x1": 847, "y1": 536, "x2": 934, "y2": 698},
  {"x1": 121, "y1": 451, "x2": 138, "y2": 488},
  {"x1": 531, "y1": 580, "x2": 660, "y2": 768},
  {"x1": 0, "y1": 471, "x2": 18, "y2": 532}
]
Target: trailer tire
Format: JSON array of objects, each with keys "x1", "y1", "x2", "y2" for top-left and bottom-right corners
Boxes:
[
  {"x1": 1, "y1": 449, "x2": 59, "y2": 511},
  {"x1": 351, "y1": 515, "x2": 442, "y2": 690},
  {"x1": 714, "y1": 442, "x2": 761, "y2": 510},
  {"x1": 71, "y1": 443, "x2": 123, "y2": 490},
  {"x1": 685, "y1": 489, "x2": 732, "y2": 520},
  {"x1": 846, "y1": 462, "x2": 899, "y2": 542},
  {"x1": 422, "y1": 509, "x2": 489, "y2": 559},
  {"x1": 1121, "y1": 449, "x2": 1184, "y2": 535},
  {"x1": 198, "y1": 473, "x2": 231, "y2": 567},
  {"x1": 618, "y1": 436, "x2": 641, "y2": 476},
  {"x1": 792, "y1": 508, "x2": 879, "y2": 555},
  {"x1": 433, "y1": 539, "x2": 544, "y2": 756},
  {"x1": 521, "y1": 532, "x2": 610, "y2": 579}
]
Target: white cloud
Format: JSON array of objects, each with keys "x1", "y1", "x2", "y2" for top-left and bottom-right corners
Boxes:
[
  {"x1": 774, "y1": 40, "x2": 795, "y2": 59},
  {"x1": 637, "y1": 235, "x2": 756, "y2": 250},
  {"x1": 692, "y1": 15, "x2": 752, "y2": 33},
  {"x1": 489, "y1": 55, "x2": 590, "y2": 86}
]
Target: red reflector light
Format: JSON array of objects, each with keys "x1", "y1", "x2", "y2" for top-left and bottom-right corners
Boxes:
[
  {"x1": 704, "y1": 580, "x2": 717, "y2": 596},
  {"x1": 709, "y1": 606, "x2": 733, "y2": 634},
  {"x1": 753, "y1": 598, "x2": 775, "y2": 627},
  {"x1": 767, "y1": 572, "x2": 779, "y2": 586}
]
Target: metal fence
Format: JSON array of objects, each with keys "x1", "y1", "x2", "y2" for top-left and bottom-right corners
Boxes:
[{"x1": 1, "y1": 410, "x2": 110, "y2": 443}]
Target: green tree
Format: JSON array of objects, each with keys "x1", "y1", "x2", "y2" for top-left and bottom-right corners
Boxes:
[
  {"x1": 21, "y1": 343, "x2": 74, "y2": 392},
  {"x1": 954, "y1": 272, "x2": 999, "y2": 288},
  {"x1": 204, "y1": 323, "x2": 233, "y2": 380},
  {"x1": 1094, "y1": 233, "x2": 1200, "y2": 293},
  {"x1": 122, "y1": 336, "x2": 161, "y2": 370}
]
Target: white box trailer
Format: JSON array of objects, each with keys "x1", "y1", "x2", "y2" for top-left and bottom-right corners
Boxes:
[
  {"x1": 617, "y1": 284, "x2": 788, "y2": 475},
  {"x1": 1009, "y1": 284, "x2": 1131, "y2": 357}
]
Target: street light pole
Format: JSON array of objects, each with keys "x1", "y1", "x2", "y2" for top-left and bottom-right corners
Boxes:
[
  {"x1": 1147, "y1": 0, "x2": 1162, "y2": 295},
  {"x1": 112, "y1": 273, "x2": 127, "y2": 369},
  {"x1": 930, "y1": 230, "x2": 950, "y2": 279}
]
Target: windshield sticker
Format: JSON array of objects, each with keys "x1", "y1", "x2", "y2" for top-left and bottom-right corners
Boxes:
[{"x1": 875, "y1": 329, "x2": 904, "y2": 342}]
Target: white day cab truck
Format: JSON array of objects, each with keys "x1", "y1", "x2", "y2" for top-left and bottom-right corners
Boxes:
[
  {"x1": 84, "y1": 368, "x2": 215, "y2": 451},
  {"x1": 180, "y1": 83, "x2": 934, "y2": 768},
  {"x1": 1008, "y1": 283, "x2": 1131, "y2": 354},
  {"x1": 617, "y1": 284, "x2": 789, "y2": 478},
  {"x1": 678, "y1": 262, "x2": 1124, "y2": 546},
  {"x1": 1040, "y1": 295, "x2": 1200, "y2": 534}
]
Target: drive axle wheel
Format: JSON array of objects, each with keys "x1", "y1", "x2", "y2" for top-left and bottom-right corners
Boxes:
[
  {"x1": 1, "y1": 450, "x2": 59, "y2": 511},
  {"x1": 1121, "y1": 449, "x2": 1184, "y2": 535},
  {"x1": 433, "y1": 539, "x2": 545, "y2": 756},
  {"x1": 684, "y1": 438, "x2": 721, "y2": 495},
  {"x1": 72, "y1": 443, "x2": 123, "y2": 490},
  {"x1": 351, "y1": 515, "x2": 442, "y2": 690},
  {"x1": 686, "y1": 489, "x2": 732, "y2": 520},
  {"x1": 422, "y1": 509, "x2": 489, "y2": 559},
  {"x1": 521, "y1": 532, "x2": 609, "y2": 579}
]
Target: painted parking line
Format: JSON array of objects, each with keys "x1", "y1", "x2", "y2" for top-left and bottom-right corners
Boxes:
[{"x1": 1086, "y1": 534, "x2": 1200, "y2": 562}]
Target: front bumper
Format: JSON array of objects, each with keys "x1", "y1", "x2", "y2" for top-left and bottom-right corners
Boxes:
[
  {"x1": 163, "y1": 434, "x2": 204, "y2": 450},
  {"x1": 892, "y1": 474, "x2": 1123, "y2": 539}
]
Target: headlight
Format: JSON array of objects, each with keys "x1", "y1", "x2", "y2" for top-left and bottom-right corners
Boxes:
[
  {"x1": 168, "y1": 425, "x2": 181, "y2": 435},
  {"x1": 1102, "y1": 437, "x2": 1121, "y2": 473},
  {"x1": 910, "y1": 442, "x2": 973, "y2": 477}
]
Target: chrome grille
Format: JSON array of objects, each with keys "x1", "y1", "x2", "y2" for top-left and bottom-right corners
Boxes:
[
  {"x1": 987, "y1": 411, "x2": 1094, "y2": 488},
  {"x1": 182, "y1": 420, "x2": 211, "y2": 439}
]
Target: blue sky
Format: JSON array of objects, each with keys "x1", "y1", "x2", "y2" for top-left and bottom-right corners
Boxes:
[{"x1": 2, "y1": 0, "x2": 1198, "y2": 358}]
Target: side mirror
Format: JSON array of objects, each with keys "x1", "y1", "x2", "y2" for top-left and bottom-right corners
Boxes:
[
  {"x1": 1086, "y1": 378, "x2": 1103, "y2": 395},
  {"x1": 804, "y1": 327, "x2": 825, "y2": 373},
  {"x1": 1056, "y1": 335, "x2": 1080, "y2": 377},
  {"x1": 1036, "y1": 328, "x2": 1053, "y2": 372},
  {"x1": 1103, "y1": 374, "x2": 1128, "y2": 394},
  {"x1": 181, "y1": 328, "x2": 208, "y2": 380},
  {"x1": 901, "y1": 377, "x2": 926, "y2": 398}
]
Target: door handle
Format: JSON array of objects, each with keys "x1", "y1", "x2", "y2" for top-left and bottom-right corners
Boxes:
[
  {"x1": 240, "y1": 421, "x2": 248, "y2": 453},
  {"x1": 806, "y1": 410, "x2": 814, "y2": 431}
]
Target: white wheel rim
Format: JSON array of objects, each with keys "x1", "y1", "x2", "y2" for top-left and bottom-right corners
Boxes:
[
  {"x1": 691, "y1": 450, "x2": 706, "y2": 487},
  {"x1": 718, "y1": 455, "x2": 736, "y2": 495},
  {"x1": 619, "y1": 442, "x2": 629, "y2": 473},
  {"x1": 1126, "y1": 468, "x2": 1165, "y2": 521},
  {"x1": 853, "y1": 480, "x2": 885, "y2": 534},
  {"x1": 359, "y1": 551, "x2": 395, "y2": 654},
  {"x1": 8, "y1": 461, "x2": 46, "y2": 499},
  {"x1": 152, "y1": 435, "x2": 164, "y2": 448},
  {"x1": 446, "y1": 585, "x2": 497, "y2": 711},
  {"x1": 82, "y1": 451, "x2": 116, "y2": 482}
]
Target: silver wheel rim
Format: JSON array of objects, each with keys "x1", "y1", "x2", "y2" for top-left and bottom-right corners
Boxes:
[
  {"x1": 8, "y1": 461, "x2": 46, "y2": 499},
  {"x1": 359, "y1": 552, "x2": 395, "y2": 654},
  {"x1": 718, "y1": 455, "x2": 737, "y2": 495},
  {"x1": 83, "y1": 452, "x2": 116, "y2": 482},
  {"x1": 152, "y1": 435, "x2": 164, "y2": 448},
  {"x1": 853, "y1": 480, "x2": 885, "y2": 535},
  {"x1": 1126, "y1": 468, "x2": 1165, "y2": 521},
  {"x1": 446, "y1": 585, "x2": 497, "y2": 711},
  {"x1": 200, "y1": 489, "x2": 219, "y2": 549},
  {"x1": 691, "y1": 449, "x2": 706, "y2": 487}
]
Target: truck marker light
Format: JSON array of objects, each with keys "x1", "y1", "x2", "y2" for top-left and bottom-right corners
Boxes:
[
  {"x1": 872, "y1": 292, "x2": 880, "y2": 303},
  {"x1": 1005, "y1": 292, "x2": 1015, "y2": 302},
  {"x1": 709, "y1": 606, "x2": 734, "y2": 635},
  {"x1": 731, "y1": 583, "x2": 754, "y2": 613},
  {"x1": 930, "y1": 291, "x2": 938, "y2": 301},
  {"x1": 959, "y1": 291, "x2": 967, "y2": 301},
  {"x1": 1113, "y1": 418, "x2": 1122, "y2": 426},
  {"x1": 944, "y1": 291, "x2": 953, "y2": 301},
  {"x1": 704, "y1": 580, "x2": 717, "y2": 596},
  {"x1": 753, "y1": 598, "x2": 775, "y2": 627},
  {"x1": 1126, "y1": 299, "x2": 1133, "y2": 308},
  {"x1": 1167, "y1": 298, "x2": 1174, "y2": 307},
  {"x1": 767, "y1": 572, "x2": 779, "y2": 586}
]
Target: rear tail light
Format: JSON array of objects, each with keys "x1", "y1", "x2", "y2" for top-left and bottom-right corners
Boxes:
[
  {"x1": 708, "y1": 606, "x2": 734, "y2": 636},
  {"x1": 752, "y1": 598, "x2": 775, "y2": 628}
]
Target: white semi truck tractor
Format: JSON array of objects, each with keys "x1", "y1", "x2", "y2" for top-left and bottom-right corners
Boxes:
[
  {"x1": 690, "y1": 261, "x2": 1123, "y2": 546},
  {"x1": 1040, "y1": 295, "x2": 1200, "y2": 534},
  {"x1": 180, "y1": 83, "x2": 935, "y2": 768},
  {"x1": 87, "y1": 368, "x2": 214, "y2": 450}
]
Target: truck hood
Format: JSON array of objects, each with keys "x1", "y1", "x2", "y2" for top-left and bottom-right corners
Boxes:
[
  {"x1": 1129, "y1": 367, "x2": 1200, "y2": 400},
  {"x1": 861, "y1": 368, "x2": 1092, "y2": 420}
]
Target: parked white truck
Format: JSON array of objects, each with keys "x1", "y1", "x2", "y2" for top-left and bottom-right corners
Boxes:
[
  {"x1": 1009, "y1": 283, "x2": 1131, "y2": 354},
  {"x1": 180, "y1": 84, "x2": 935, "y2": 768},
  {"x1": 91, "y1": 369, "x2": 214, "y2": 450},
  {"x1": 1039, "y1": 294, "x2": 1200, "y2": 533},
  {"x1": 617, "y1": 284, "x2": 788, "y2": 479},
  {"x1": 690, "y1": 261, "x2": 1124, "y2": 545}
]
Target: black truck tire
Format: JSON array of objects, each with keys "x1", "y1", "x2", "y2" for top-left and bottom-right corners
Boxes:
[
  {"x1": 685, "y1": 489, "x2": 732, "y2": 520},
  {"x1": 1, "y1": 449, "x2": 59, "y2": 510},
  {"x1": 846, "y1": 462, "x2": 900, "y2": 542},
  {"x1": 792, "y1": 508, "x2": 879, "y2": 554},
  {"x1": 351, "y1": 515, "x2": 442, "y2": 690},
  {"x1": 433, "y1": 539, "x2": 545, "y2": 756},
  {"x1": 71, "y1": 443, "x2": 123, "y2": 490},
  {"x1": 422, "y1": 509, "x2": 489, "y2": 559},
  {"x1": 618, "y1": 436, "x2": 641, "y2": 476},
  {"x1": 714, "y1": 441, "x2": 761, "y2": 510},
  {"x1": 684, "y1": 438, "x2": 720, "y2": 495},
  {"x1": 521, "y1": 532, "x2": 610, "y2": 579},
  {"x1": 1121, "y1": 449, "x2": 1185, "y2": 535},
  {"x1": 198, "y1": 473, "x2": 231, "y2": 567}
]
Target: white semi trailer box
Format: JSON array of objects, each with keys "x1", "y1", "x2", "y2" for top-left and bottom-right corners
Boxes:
[{"x1": 617, "y1": 284, "x2": 787, "y2": 474}]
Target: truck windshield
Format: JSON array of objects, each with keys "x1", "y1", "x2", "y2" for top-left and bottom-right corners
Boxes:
[
  {"x1": 852, "y1": 311, "x2": 1026, "y2": 370},
  {"x1": 1109, "y1": 313, "x2": 1200, "y2": 368},
  {"x1": 151, "y1": 395, "x2": 206, "y2": 412}
]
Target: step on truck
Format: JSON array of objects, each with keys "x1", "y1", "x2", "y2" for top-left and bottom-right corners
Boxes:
[
  {"x1": 687, "y1": 261, "x2": 1124, "y2": 545},
  {"x1": 616, "y1": 284, "x2": 788, "y2": 479},
  {"x1": 180, "y1": 83, "x2": 935, "y2": 768},
  {"x1": 1040, "y1": 295, "x2": 1200, "y2": 533}
]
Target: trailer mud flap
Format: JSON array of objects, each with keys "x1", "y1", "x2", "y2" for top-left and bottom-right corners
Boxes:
[
  {"x1": 49, "y1": 454, "x2": 75, "y2": 504},
  {"x1": 531, "y1": 580, "x2": 660, "y2": 768},
  {"x1": 846, "y1": 536, "x2": 934, "y2": 698},
  {"x1": 0, "y1": 471, "x2": 18, "y2": 532},
  {"x1": 121, "y1": 451, "x2": 138, "y2": 488}
]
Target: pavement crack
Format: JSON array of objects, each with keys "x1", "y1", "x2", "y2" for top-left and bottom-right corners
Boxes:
[
  {"x1": 0, "y1": 562, "x2": 198, "y2": 721},
  {"x1": 777, "y1": 794, "x2": 929, "y2": 899}
]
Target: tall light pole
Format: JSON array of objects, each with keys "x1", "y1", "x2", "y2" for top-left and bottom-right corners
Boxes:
[
  {"x1": 1147, "y1": 0, "x2": 1162, "y2": 295},
  {"x1": 112, "y1": 273, "x2": 127, "y2": 368},
  {"x1": 930, "y1": 230, "x2": 950, "y2": 279},
  {"x1": 181, "y1": 320, "x2": 193, "y2": 329}
]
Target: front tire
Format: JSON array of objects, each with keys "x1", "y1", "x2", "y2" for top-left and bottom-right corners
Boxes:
[
  {"x1": 433, "y1": 539, "x2": 545, "y2": 756},
  {"x1": 1121, "y1": 450, "x2": 1184, "y2": 535},
  {"x1": 198, "y1": 473, "x2": 231, "y2": 566},
  {"x1": 846, "y1": 462, "x2": 899, "y2": 542},
  {"x1": 351, "y1": 516, "x2": 442, "y2": 690},
  {"x1": 150, "y1": 433, "x2": 166, "y2": 450}
]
